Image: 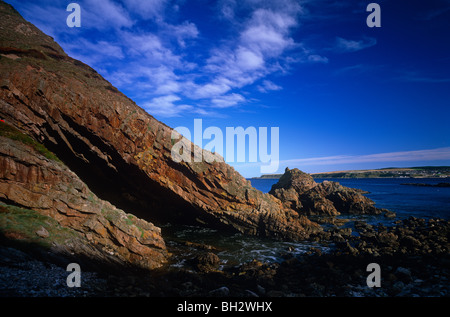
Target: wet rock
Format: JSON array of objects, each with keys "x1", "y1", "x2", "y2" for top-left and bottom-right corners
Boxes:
[
  {"x1": 244, "y1": 289, "x2": 259, "y2": 297},
  {"x1": 193, "y1": 252, "x2": 221, "y2": 273},
  {"x1": 340, "y1": 242, "x2": 359, "y2": 255},
  {"x1": 339, "y1": 227, "x2": 353, "y2": 237},
  {"x1": 266, "y1": 290, "x2": 284, "y2": 297},
  {"x1": 354, "y1": 221, "x2": 373, "y2": 232},
  {"x1": 183, "y1": 241, "x2": 220, "y2": 251},
  {"x1": 331, "y1": 232, "x2": 346, "y2": 243},
  {"x1": 395, "y1": 267, "x2": 412, "y2": 282},
  {"x1": 209, "y1": 286, "x2": 230, "y2": 297},
  {"x1": 391, "y1": 281, "x2": 405, "y2": 295},
  {"x1": 377, "y1": 231, "x2": 398, "y2": 247},
  {"x1": 256, "y1": 284, "x2": 266, "y2": 295},
  {"x1": 384, "y1": 210, "x2": 397, "y2": 218},
  {"x1": 400, "y1": 235, "x2": 422, "y2": 250}
]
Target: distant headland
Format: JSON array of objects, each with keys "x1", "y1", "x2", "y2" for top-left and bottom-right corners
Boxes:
[{"x1": 252, "y1": 166, "x2": 450, "y2": 179}]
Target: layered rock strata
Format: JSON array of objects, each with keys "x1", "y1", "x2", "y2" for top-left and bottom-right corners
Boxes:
[{"x1": 0, "y1": 127, "x2": 168, "y2": 270}]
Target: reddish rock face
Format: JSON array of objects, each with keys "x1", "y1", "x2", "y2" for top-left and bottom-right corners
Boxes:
[
  {"x1": 0, "y1": 131, "x2": 168, "y2": 270},
  {"x1": 270, "y1": 168, "x2": 384, "y2": 217},
  {"x1": 271, "y1": 168, "x2": 317, "y2": 195},
  {"x1": 0, "y1": 1, "x2": 321, "y2": 241}
]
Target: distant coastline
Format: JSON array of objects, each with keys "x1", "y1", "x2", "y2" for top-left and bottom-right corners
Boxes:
[{"x1": 252, "y1": 166, "x2": 450, "y2": 179}]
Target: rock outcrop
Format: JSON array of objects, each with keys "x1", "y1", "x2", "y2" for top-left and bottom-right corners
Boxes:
[
  {"x1": 0, "y1": 123, "x2": 168, "y2": 270},
  {"x1": 0, "y1": 1, "x2": 320, "y2": 241},
  {"x1": 270, "y1": 168, "x2": 386, "y2": 217}
]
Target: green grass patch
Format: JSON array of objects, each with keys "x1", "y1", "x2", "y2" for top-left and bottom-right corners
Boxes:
[
  {"x1": 0, "y1": 120, "x2": 61, "y2": 162},
  {"x1": 0, "y1": 202, "x2": 79, "y2": 248}
]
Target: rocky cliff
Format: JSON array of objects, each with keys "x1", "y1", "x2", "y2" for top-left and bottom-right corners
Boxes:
[
  {"x1": 0, "y1": 0, "x2": 320, "y2": 251},
  {"x1": 0, "y1": 121, "x2": 167, "y2": 270}
]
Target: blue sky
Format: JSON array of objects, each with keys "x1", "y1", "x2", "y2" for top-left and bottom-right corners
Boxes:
[{"x1": 6, "y1": 0, "x2": 450, "y2": 177}]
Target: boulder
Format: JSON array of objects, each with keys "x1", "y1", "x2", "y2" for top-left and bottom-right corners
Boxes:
[
  {"x1": 270, "y1": 168, "x2": 385, "y2": 216},
  {"x1": 193, "y1": 252, "x2": 221, "y2": 272}
]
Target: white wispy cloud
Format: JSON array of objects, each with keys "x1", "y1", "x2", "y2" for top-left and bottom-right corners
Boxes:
[
  {"x1": 59, "y1": 38, "x2": 125, "y2": 67},
  {"x1": 281, "y1": 147, "x2": 450, "y2": 166},
  {"x1": 257, "y1": 80, "x2": 283, "y2": 93},
  {"x1": 240, "y1": 9, "x2": 297, "y2": 58},
  {"x1": 334, "y1": 37, "x2": 377, "y2": 53},
  {"x1": 144, "y1": 95, "x2": 193, "y2": 117},
  {"x1": 82, "y1": 0, "x2": 134, "y2": 30},
  {"x1": 334, "y1": 64, "x2": 368, "y2": 75},
  {"x1": 119, "y1": 0, "x2": 332, "y2": 117},
  {"x1": 182, "y1": 1, "x2": 304, "y2": 113},
  {"x1": 163, "y1": 21, "x2": 199, "y2": 48},
  {"x1": 122, "y1": 0, "x2": 167, "y2": 19},
  {"x1": 188, "y1": 79, "x2": 232, "y2": 100},
  {"x1": 307, "y1": 54, "x2": 329, "y2": 63},
  {"x1": 211, "y1": 93, "x2": 246, "y2": 108}
]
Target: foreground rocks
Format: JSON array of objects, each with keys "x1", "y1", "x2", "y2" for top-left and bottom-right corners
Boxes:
[
  {"x1": 269, "y1": 216, "x2": 449, "y2": 297},
  {"x1": 339, "y1": 217, "x2": 450, "y2": 257},
  {"x1": 169, "y1": 215, "x2": 448, "y2": 297},
  {"x1": 1, "y1": 216, "x2": 448, "y2": 297},
  {"x1": 270, "y1": 168, "x2": 392, "y2": 217}
]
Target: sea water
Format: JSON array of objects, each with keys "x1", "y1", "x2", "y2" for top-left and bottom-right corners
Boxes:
[
  {"x1": 164, "y1": 224, "x2": 329, "y2": 266},
  {"x1": 165, "y1": 178, "x2": 450, "y2": 266}
]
